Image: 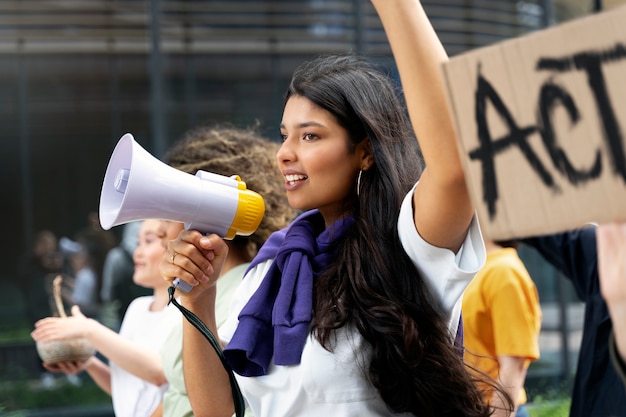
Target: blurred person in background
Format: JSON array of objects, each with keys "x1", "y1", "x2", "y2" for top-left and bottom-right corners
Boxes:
[
  {"x1": 521, "y1": 226, "x2": 626, "y2": 416},
  {"x1": 462, "y1": 240, "x2": 542, "y2": 417},
  {"x1": 18, "y1": 229, "x2": 66, "y2": 388},
  {"x1": 65, "y1": 231, "x2": 104, "y2": 319},
  {"x1": 18, "y1": 229, "x2": 65, "y2": 324},
  {"x1": 58, "y1": 214, "x2": 117, "y2": 321},
  {"x1": 100, "y1": 221, "x2": 149, "y2": 330},
  {"x1": 32, "y1": 219, "x2": 183, "y2": 417}
]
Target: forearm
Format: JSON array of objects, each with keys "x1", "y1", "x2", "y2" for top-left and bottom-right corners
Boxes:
[
  {"x1": 372, "y1": 0, "x2": 472, "y2": 249},
  {"x1": 84, "y1": 356, "x2": 113, "y2": 395},
  {"x1": 182, "y1": 291, "x2": 234, "y2": 417},
  {"x1": 83, "y1": 319, "x2": 166, "y2": 386},
  {"x1": 372, "y1": 0, "x2": 448, "y2": 133},
  {"x1": 157, "y1": 232, "x2": 232, "y2": 416},
  {"x1": 372, "y1": 0, "x2": 461, "y2": 174},
  {"x1": 491, "y1": 355, "x2": 528, "y2": 416},
  {"x1": 490, "y1": 393, "x2": 518, "y2": 417}
]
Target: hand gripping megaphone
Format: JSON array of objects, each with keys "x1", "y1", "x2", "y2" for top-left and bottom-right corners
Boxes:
[{"x1": 99, "y1": 133, "x2": 266, "y2": 290}]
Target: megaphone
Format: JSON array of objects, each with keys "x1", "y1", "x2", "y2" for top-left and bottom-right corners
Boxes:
[{"x1": 99, "y1": 133, "x2": 266, "y2": 240}]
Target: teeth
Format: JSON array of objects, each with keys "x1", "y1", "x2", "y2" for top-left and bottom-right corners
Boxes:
[{"x1": 285, "y1": 174, "x2": 307, "y2": 183}]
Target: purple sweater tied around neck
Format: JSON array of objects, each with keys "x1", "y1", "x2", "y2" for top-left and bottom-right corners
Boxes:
[
  {"x1": 222, "y1": 209, "x2": 465, "y2": 376},
  {"x1": 223, "y1": 209, "x2": 354, "y2": 377}
]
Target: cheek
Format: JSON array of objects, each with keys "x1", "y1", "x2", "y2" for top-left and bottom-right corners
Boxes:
[
  {"x1": 312, "y1": 152, "x2": 355, "y2": 187},
  {"x1": 146, "y1": 246, "x2": 166, "y2": 267},
  {"x1": 166, "y1": 224, "x2": 184, "y2": 241},
  {"x1": 308, "y1": 148, "x2": 348, "y2": 175}
]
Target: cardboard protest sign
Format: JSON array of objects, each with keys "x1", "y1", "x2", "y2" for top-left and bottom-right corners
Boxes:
[{"x1": 442, "y1": 6, "x2": 626, "y2": 240}]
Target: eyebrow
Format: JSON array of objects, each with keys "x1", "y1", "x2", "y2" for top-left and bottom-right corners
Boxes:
[
  {"x1": 141, "y1": 230, "x2": 161, "y2": 238},
  {"x1": 280, "y1": 121, "x2": 326, "y2": 129}
]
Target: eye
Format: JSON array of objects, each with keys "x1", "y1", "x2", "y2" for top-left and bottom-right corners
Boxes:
[
  {"x1": 279, "y1": 133, "x2": 288, "y2": 142},
  {"x1": 303, "y1": 132, "x2": 318, "y2": 141}
]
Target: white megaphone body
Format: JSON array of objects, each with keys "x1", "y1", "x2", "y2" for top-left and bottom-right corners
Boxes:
[{"x1": 99, "y1": 133, "x2": 266, "y2": 241}]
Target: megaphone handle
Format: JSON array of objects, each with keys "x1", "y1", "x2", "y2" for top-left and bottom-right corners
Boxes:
[{"x1": 173, "y1": 278, "x2": 194, "y2": 293}]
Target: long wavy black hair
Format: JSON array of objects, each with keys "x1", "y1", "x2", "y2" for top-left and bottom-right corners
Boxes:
[{"x1": 286, "y1": 54, "x2": 506, "y2": 417}]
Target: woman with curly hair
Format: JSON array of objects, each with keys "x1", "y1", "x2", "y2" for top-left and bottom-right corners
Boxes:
[{"x1": 155, "y1": 124, "x2": 297, "y2": 417}]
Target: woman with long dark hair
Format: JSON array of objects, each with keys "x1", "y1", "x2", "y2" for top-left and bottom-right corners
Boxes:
[{"x1": 160, "y1": 1, "x2": 511, "y2": 416}]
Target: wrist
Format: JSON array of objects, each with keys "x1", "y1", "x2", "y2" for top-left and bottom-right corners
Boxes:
[
  {"x1": 180, "y1": 287, "x2": 217, "y2": 318},
  {"x1": 82, "y1": 317, "x2": 99, "y2": 339},
  {"x1": 181, "y1": 284, "x2": 216, "y2": 305},
  {"x1": 83, "y1": 355, "x2": 96, "y2": 369}
]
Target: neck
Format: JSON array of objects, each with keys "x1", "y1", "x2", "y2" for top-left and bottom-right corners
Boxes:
[
  {"x1": 150, "y1": 285, "x2": 171, "y2": 311},
  {"x1": 484, "y1": 240, "x2": 503, "y2": 254}
]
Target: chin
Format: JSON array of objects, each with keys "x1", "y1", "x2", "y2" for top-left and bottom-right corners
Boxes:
[{"x1": 288, "y1": 199, "x2": 314, "y2": 212}]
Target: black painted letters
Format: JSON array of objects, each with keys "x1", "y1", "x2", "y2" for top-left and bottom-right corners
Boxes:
[{"x1": 470, "y1": 43, "x2": 626, "y2": 220}]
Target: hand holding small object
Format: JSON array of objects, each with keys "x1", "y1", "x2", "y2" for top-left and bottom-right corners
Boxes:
[{"x1": 161, "y1": 231, "x2": 228, "y2": 296}]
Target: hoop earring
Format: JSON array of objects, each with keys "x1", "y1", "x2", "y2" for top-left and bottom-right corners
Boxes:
[{"x1": 357, "y1": 169, "x2": 363, "y2": 197}]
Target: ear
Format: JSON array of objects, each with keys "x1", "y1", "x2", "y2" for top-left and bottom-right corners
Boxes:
[{"x1": 358, "y1": 138, "x2": 374, "y2": 170}]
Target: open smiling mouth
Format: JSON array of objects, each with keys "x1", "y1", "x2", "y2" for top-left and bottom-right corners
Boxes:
[{"x1": 285, "y1": 174, "x2": 308, "y2": 186}]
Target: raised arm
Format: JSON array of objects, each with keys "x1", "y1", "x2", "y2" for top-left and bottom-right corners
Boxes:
[{"x1": 372, "y1": 0, "x2": 472, "y2": 251}]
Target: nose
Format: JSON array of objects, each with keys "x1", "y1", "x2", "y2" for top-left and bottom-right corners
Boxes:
[
  {"x1": 133, "y1": 246, "x2": 142, "y2": 262},
  {"x1": 276, "y1": 137, "x2": 296, "y2": 164}
]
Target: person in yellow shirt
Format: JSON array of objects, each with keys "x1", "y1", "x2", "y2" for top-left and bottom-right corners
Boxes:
[{"x1": 462, "y1": 240, "x2": 542, "y2": 417}]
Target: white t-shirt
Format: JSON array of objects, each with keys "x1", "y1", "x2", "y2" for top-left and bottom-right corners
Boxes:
[
  {"x1": 110, "y1": 296, "x2": 181, "y2": 417},
  {"x1": 219, "y1": 188, "x2": 486, "y2": 417}
]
